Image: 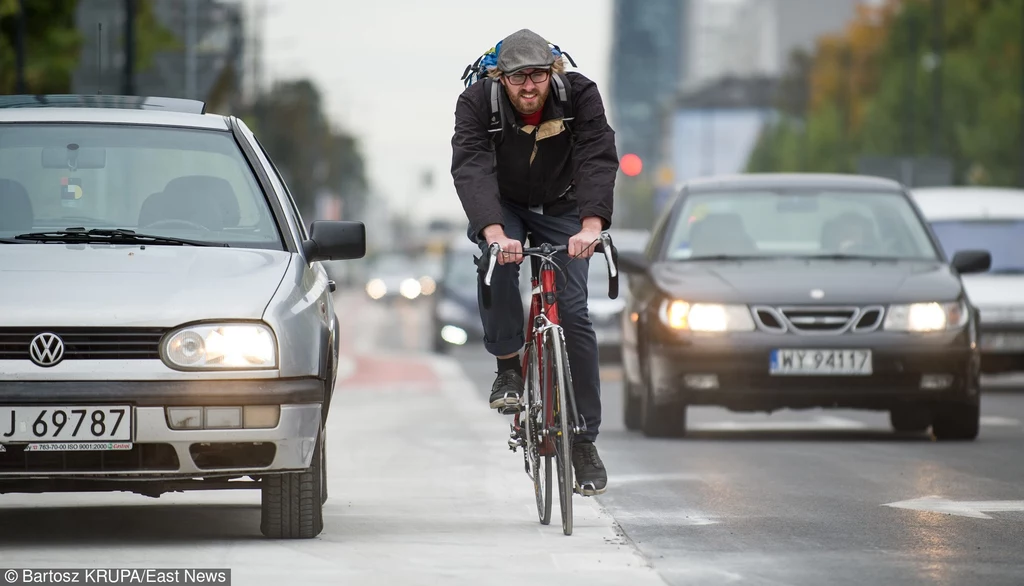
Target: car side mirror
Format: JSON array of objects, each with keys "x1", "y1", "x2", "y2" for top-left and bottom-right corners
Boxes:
[
  {"x1": 951, "y1": 250, "x2": 991, "y2": 274},
  {"x1": 617, "y1": 250, "x2": 649, "y2": 275},
  {"x1": 302, "y1": 221, "x2": 366, "y2": 262}
]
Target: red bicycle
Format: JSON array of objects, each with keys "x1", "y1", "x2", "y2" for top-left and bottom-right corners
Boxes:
[{"x1": 478, "y1": 232, "x2": 618, "y2": 535}]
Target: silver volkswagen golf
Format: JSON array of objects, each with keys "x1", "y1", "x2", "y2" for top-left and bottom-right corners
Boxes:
[{"x1": 0, "y1": 95, "x2": 365, "y2": 539}]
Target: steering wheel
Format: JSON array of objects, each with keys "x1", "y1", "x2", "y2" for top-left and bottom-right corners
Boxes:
[{"x1": 141, "y1": 219, "x2": 210, "y2": 232}]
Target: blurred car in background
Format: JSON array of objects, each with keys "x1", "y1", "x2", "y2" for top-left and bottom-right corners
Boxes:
[
  {"x1": 431, "y1": 237, "x2": 484, "y2": 353},
  {"x1": 911, "y1": 187, "x2": 1024, "y2": 374},
  {"x1": 618, "y1": 174, "x2": 991, "y2": 440},
  {"x1": 364, "y1": 253, "x2": 424, "y2": 302}
]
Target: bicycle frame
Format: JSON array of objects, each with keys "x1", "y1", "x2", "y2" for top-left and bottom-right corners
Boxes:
[{"x1": 514, "y1": 249, "x2": 566, "y2": 459}]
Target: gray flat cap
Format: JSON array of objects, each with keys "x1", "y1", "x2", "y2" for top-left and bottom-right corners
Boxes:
[{"x1": 496, "y1": 29, "x2": 555, "y2": 74}]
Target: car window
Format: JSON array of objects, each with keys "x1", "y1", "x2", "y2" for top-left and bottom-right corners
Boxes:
[
  {"x1": 930, "y1": 219, "x2": 1024, "y2": 273},
  {"x1": 0, "y1": 123, "x2": 282, "y2": 249},
  {"x1": 664, "y1": 189, "x2": 940, "y2": 261}
]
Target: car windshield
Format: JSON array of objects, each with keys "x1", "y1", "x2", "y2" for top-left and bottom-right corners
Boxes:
[
  {"x1": 664, "y1": 189, "x2": 940, "y2": 261},
  {"x1": 444, "y1": 250, "x2": 480, "y2": 290},
  {"x1": 0, "y1": 123, "x2": 282, "y2": 249},
  {"x1": 371, "y1": 254, "x2": 416, "y2": 276},
  {"x1": 930, "y1": 219, "x2": 1024, "y2": 273}
]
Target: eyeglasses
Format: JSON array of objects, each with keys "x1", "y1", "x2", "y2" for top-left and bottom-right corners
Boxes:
[{"x1": 505, "y1": 69, "x2": 550, "y2": 85}]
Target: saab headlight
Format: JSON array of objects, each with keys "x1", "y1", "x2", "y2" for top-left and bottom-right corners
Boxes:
[
  {"x1": 163, "y1": 323, "x2": 278, "y2": 370},
  {"x1": 658, "y1": 299, "x2": 755, "y2": 332},
  {"x1": 884, "y1": 301, "x2": 967, "y2": 332}
]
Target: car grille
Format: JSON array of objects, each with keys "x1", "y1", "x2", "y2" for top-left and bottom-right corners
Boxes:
[
  {"x1": 752, "y1": 306, "x2": 884, "y2": 335},
  {"x1": 0, "y1": 443, "x2": 179, "y2": 472},
  {"x1": 0, "y1": 328, "x2": 165, "y2": 360}
]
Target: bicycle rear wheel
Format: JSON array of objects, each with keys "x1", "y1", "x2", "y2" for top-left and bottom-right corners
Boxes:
[
  {"x1": 547, "y1": 327, "x2": 574, "y2": 536},
  {"x1": 525, "y1": 342, "x2": 552, "y2": 525}
]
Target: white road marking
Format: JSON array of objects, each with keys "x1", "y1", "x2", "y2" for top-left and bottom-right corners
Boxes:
[
  {"x1": 883, "y1": 496, "x2": 1024, "y2": 519},
  {"x1": 690, "y1": 415, "x2": 868, "y2": 431},
  {"x1": 980, "y1": 416, "x2": 1021, "y2": 427}
]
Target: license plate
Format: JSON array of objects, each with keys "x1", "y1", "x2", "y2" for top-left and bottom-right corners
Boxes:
[
  {"x1": 0, "y1": 406, "x2": 132, "y2": 442},
  {"x1": 770, "y1": 349, "x2": 872, "y2": 375}
]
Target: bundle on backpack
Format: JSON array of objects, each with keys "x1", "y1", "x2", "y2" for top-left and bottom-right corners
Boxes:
[{"x1": 460, "y1": 40, "x2": 578, "y2": 144}]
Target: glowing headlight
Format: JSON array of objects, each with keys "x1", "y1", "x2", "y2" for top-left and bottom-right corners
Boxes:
[
  {"x1": 163, "y1": 323, "x2": 277, "y2": 370},
  {"x1": 419, "y1": 276, "x2": 437, "y2": 295},
  {"x1": 884, "y1": 301, "x2": 967, "y2": 332},
  {"x1": 658, "y1": 299, "x2": 755, "y2": 332},
  {"x1": 366, "y1": 279, "x2": 387, "y2": 300},
  {"x1": 400, "y1": 278, "x2": 422, "y2": 299}
]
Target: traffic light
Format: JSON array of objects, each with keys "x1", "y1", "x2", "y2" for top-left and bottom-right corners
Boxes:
[{"x1": 620, "y1": 153, "x2": 643, "y2": 177}]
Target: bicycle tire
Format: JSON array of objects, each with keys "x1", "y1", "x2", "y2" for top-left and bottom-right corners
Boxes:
[
  {"x1": 548, "y1": 327, "x2": 574, "y2": 536},
  {"x1": 525, "y1": 342, "x2": 552, "y2": 525}
]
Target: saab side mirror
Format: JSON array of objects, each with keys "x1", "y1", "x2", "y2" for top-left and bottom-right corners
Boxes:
[
  {"x1": 302, "y1": 221, "x2": 366, "y2": 262},
  {"x1": 951, "y1": 250, "x2": 991, "y2": 275}
]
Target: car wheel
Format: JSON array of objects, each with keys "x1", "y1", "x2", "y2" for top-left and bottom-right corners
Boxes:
[
  {"x1": 931, "y1": 402, "x2": 980, "y2": 441},
  {"x1": 624, "y1": 380, "x2": 642, "y2": 431},
  {"x1": 639, "y1": 355, "x2": 687, "y2": 438},
  {"x1": 889, "y1": 407, "x2": 931, "y2": 433},
  {"x1": 261, "y1": 426, "x2": 325, "y2": 539}
]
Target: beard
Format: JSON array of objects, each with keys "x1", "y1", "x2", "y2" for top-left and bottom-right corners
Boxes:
[{"x1": 509, "y1": 83, "x2": 550, "y2": 116}]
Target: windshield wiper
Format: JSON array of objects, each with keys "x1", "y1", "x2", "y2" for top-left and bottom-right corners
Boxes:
[
  {"x1": 988, "y1": 267, "x2": 1024, "y2": 275},
  {"x1": 686, "y1": 255, "x2": 773, "y2": 261},
  {"x1": 12, "y1": 228, "x2": 228, "y2": 247},
  {"x1": 802, "y1": 254, "x2": 898, "y2": 261}
]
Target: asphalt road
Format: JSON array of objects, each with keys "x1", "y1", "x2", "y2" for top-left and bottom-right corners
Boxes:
[{"x1": 379, "y1": 293, "x2": 1024, "y2": 586}]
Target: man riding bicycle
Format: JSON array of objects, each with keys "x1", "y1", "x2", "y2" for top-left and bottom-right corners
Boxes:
[{"x1": 450, "y1": 28, "x2": 618, "y2": 494}]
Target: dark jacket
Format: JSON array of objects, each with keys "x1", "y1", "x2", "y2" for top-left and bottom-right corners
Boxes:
[{"x1": 450, "y1": 71, "x2": 618, "y2": 238}]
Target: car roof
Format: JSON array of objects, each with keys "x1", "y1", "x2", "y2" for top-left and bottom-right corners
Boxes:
[
  {"x1": 910, "y1": 186, "x2": 1024, "y2": 220},
  {"x1": 682, "y1": 173, "x2": 904, "y2": 193},
  {"x1": 0, "y1": 94, "x2": 229, "y2": 131}
]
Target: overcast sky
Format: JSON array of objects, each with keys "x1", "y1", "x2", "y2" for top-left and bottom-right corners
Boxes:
[{"x1": 259, "y1": 0, "x2": 613, "y2": 223}]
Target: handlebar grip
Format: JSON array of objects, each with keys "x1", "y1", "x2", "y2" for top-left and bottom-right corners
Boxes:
[{"x1": 477, "y1": 242, "x2": 500, "y2": 309}]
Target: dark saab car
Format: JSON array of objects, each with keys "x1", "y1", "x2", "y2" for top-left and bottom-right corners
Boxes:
[
  {"x1": 617, "y1": 174, "x2": 992, "y2": 440},
  {"x1": 431, "y1": 237, "x2": 486, "y2": 352}
]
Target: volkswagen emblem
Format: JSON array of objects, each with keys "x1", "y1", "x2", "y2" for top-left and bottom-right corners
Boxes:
[
  {"x1": 29, "y1": 333, "x2": 65, "y2": 367},
  {"x1": 810, "y1": 289, "x2": 825, "y2": 299}
]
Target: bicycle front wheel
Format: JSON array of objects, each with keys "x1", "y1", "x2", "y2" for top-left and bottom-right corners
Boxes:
[
  {"x1": 525, "y1": 342, "x2": 552, "y2": 525},
  {"x1": 548, "y1": 328, "x2": 575, "y2": 536}
]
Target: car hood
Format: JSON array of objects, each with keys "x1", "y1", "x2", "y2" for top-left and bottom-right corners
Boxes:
[
  {"x1": 649, "y1": 258, "x2": 963, "y2": 304},
  {"x1": 0, "y1": 244, "x2": 292, "y2": 327},
  {"x1": 961, "y1": 274, "x2": 1024, "y2": 308}
]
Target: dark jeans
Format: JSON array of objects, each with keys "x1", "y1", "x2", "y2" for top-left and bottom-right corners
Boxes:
[{"x1": 469, "y1": 199, "x2": 602, "y2": 442}]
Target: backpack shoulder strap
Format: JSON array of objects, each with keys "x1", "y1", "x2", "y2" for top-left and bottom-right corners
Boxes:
[
  {"x1": 484, "y1": 78, "x2": 506, "y2": 145},
  {"x1": 551, "y1": 72, "x2": 574, "y2": 125}
]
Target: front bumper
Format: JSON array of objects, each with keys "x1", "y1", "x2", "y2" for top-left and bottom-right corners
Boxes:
[
  {"x1": 647, "y1": 329, "x2": 979, "y2": 410},
  {"x1": 0, "y1": 378, "x2": 324, "y2": 479}
]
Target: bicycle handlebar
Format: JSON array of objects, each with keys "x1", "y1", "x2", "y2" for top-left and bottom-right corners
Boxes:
[{"x1": 477, "y1": 232, "x2": 619, "y2": 309}]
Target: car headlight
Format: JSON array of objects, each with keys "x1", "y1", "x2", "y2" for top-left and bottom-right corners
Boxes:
[
  {"x1": 400, "y1": 278, "x2": 422, "y2": 299},
  {"x1": 366, "y1": 278, "x2": 387, "y2": 299},
  {"x1": 162, "y1": 323, "x2": 278, "y2": 370},
  {"x1": 658, "y1": 299, "x2": 755, "y2": 332},
  {"x1": 883, "y1": 301, "x2": 967, "y2": 332}
]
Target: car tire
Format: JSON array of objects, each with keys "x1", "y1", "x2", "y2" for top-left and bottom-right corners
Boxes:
[
  {"x1": 639, "y1": 355, "x2": 687, "y2": 438},
  {"x1": 889, "y1": 408, "x2": 931, "y2": 433},
  {"x1": 624, "y1": 380, "x2": 642, "y2": 431},
  {"x1": 931, "y1": 402, "x2": 980, "y2": 441},
  {"x1": 260, "y1": 427, "x2": 325, "y2": 539}
]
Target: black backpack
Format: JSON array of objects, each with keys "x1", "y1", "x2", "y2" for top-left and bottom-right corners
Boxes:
[{"x1": 461, "y1": 41, "x2": 577, "y2": 146}]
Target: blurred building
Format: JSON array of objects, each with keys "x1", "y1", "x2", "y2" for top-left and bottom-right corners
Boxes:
[{"x1": 71, "y1": 0, "x2": 246, "y2": 113}]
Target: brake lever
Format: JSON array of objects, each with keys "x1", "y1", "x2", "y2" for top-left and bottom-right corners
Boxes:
[{"x1": 484, "y1": 242, "x2": 500, "y2": 287}]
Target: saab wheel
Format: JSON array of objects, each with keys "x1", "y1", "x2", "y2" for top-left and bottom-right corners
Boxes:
[
  {"x1": 932, "y1": 402, "x2": 980, "y2": 441},
  {"x1": 624, "y1": 380, "x2": 642, "y2": 431},
  {"x1": 639, "y1": 357, "x2": 687, "y2": 438},
  {"x1": 261, "y1": 428, "x2": 325, "y2": 538},
  {"x1": 889, "y1": 408, "x2": 931, "y2": 433}
]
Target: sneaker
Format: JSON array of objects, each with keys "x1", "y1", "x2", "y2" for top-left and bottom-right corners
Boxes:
[
  {"x1": 572, "y1": 440, "x2": 607, "y2": 496},
  {"x1": 488, "y1": 369, "x2": 524, "y2": 414}
]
